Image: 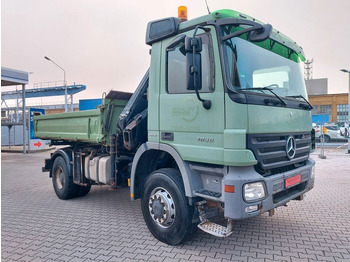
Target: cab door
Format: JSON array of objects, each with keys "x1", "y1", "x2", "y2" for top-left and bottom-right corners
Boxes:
[{"x1": 159, "y1": 26, "x2": 226, "y2": 165}]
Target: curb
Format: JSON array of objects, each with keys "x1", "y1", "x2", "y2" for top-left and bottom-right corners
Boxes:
[{"x1": 1, "y1": 147, "x2": 56, "y2": 153}]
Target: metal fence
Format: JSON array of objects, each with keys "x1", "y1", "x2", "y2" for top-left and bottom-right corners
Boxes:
[
  {"x1": 313, "y1": 122, "x2": 349, "y2": 155},
  {"x1": 314, "y1": 138, "x2": 349, "y2": 156}
]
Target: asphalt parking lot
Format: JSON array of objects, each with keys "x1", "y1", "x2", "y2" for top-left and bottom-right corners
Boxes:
[{"x1": 1, "y1": 150, "x2": 350, "y2": 262}]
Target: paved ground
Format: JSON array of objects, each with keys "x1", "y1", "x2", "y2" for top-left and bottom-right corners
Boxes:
[{"x1": 1, "y1": 150, "x2": 350, "y2": 262}]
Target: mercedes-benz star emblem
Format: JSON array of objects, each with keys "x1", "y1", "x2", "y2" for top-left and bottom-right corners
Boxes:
[{"x1": 286, "y1": 136, "x2": 296, "y2": 159}]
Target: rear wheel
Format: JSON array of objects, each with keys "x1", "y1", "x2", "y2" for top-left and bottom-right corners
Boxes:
[
  {"x1": 141, "y1": 168, "x2": 196, "y2": 245},
  {"x1": 52, "y1": 156, "x2": 79, "y2": 199},
  {"x1": 76, "y1": 183, "x2": 92, "y2": 197}
]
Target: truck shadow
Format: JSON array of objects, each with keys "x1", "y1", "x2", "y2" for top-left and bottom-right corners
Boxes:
[{"x1": 73, "y1": 185, "x2": 325, "y2": 255}]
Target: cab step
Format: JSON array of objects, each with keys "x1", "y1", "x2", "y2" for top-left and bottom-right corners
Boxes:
[
  {"x1": 196, "y1": 200, "x2": 233, "y2": 238},
  {"x1": 198, "y1": 221, "x2": 233, "y2": 237}
]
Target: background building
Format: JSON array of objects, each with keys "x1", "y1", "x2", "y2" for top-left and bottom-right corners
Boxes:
[
  {"x1": 306, "y1": 78, "x2": 349, "y2": 125},
  {"x1": 1, "y1": 67, "x2": 86, "y2": 148}
]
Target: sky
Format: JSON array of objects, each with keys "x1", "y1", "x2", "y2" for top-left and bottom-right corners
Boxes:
[{"x1": 2, "y1": 0, "x2": 350, "y2": 105}]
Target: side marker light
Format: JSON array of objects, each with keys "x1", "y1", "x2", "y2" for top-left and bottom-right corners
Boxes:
[{"x1": 224, "y1": 185, "x2": 235, "y2": 193}]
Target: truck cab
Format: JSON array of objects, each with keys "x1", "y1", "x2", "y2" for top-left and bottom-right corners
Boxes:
[{"x1": 132, "y1": 9, "x2": 315, "y2": 242}]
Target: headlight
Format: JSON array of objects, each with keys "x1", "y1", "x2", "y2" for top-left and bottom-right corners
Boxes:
[{"x1": 244, "y1": 182, "x2": 266, "y2": 202}]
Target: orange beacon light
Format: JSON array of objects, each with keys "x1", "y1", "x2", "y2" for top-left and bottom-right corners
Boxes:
[{"x1": 178, "y1": 6, "x2": 188, "y2": 22}]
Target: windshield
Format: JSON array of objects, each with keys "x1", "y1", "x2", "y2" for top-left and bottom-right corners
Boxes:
[{"x1": 222, "y1": 32, "x2": 307, "y2": 99}]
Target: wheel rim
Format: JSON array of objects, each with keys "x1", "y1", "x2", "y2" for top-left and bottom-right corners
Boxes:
[
  {"x1": 148, "y1": 187, "x2": 176, "y2": 228},
  {"x1": 54, "y1": 166, "x2": 64, "y2": 190}
]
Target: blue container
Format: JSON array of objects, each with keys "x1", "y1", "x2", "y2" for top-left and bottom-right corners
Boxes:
[{"x1": 79, "y1": 99, "x2": 102, "y2": 111}]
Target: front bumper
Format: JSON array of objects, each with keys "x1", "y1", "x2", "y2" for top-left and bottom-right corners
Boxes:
[{"x1": 223, "y1": 159, "x2": 315, "y2": 220}]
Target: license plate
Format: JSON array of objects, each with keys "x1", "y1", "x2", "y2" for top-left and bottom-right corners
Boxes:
[{"x1": 285, "y1": 174, "x2": 301, "y2": 188}]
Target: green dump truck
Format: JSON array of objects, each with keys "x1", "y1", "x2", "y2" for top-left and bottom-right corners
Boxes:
[{"x1": 35, "y1": 9, "x2": 315, "y2": 245}]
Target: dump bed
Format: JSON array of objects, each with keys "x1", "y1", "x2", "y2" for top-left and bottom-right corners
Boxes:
[{"x1": 34, "y1": 91, "x2": 132, "y2": 145}]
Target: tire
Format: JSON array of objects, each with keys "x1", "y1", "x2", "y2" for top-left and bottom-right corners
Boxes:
[
  {"x1": 76, "y1": 183, "x2": 92, "y2": 197},
  {"x1": 141, "y1": 168, "x2": 196, "y2": 245},
  {"x1": 52, "y1": 156, "x2": 79, "y2": 200}
]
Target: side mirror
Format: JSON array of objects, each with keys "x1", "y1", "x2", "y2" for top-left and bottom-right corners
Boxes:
[
  {"x1": 185, "y1": 36, "x2": 202, "y2": 91},
  {"x1": 185, "y1": 28, "x2": 211, "y2": 110},
  {"x1": 185, "y1": 36, "x2": 202, "y2": 53},
  {"x1": 186, "y1": 52, "x2": 202, "y2": 90},
  {"x1": 249, "y1": 24, "x2": 272, "y2": 42}
]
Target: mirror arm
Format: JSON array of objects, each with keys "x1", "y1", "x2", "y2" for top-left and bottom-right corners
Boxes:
[{"x1": 221, "y1": 24, "x2": 263, "y2": 41}]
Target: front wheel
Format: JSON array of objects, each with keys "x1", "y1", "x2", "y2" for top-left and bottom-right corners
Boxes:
[{"x1": 141, "y1": 168, "x2": 196, "y2": 245}]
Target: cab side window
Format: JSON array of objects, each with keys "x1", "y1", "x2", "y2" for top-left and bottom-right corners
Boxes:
[{"x1": 167, "y1": 33, "x2": 214, "y2": 94}]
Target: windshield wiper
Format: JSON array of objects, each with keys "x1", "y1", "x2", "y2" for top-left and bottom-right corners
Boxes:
[
  {"x1": 236, "y1": 87, "x2": 287, "y2": 107},
  {"x1": 287, "y1": 95, "x2": 313, "y2": 110}
]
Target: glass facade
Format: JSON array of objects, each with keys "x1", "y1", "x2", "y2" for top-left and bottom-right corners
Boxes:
[
  {"x1": 319, "y1": 105, "x2": 331, "y2": 115},
  {"x1": 337, "y1": 104, "x2": 349, "y2": 124},
  {"x1": 311, "y1": 105, "x2": 318, "y2": 115}
]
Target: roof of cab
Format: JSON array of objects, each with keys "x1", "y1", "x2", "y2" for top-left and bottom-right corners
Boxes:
[
  {"x1": 146, "y1": 9, "x2": 305, "y2": 62},
  {"x1": 179, "y1": 9, "x2": 305, "y2": 62}
]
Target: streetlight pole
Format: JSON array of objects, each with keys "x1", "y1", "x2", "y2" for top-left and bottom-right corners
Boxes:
[
  {"x1": 44, "y1": 56, "x2": 68, "y2": 112},
  {"x1": 340, "y1": 69, "x2": 350, "y2": 153}
]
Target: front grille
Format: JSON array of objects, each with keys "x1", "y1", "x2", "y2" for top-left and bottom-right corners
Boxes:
[{"x1": 247, "y1": 132, "x2": 311, "y2": 175}]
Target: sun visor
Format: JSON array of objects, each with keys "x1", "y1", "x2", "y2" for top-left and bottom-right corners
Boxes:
[{"x1": 146, "y1": 17, "x2": 180, "y2": 46}]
